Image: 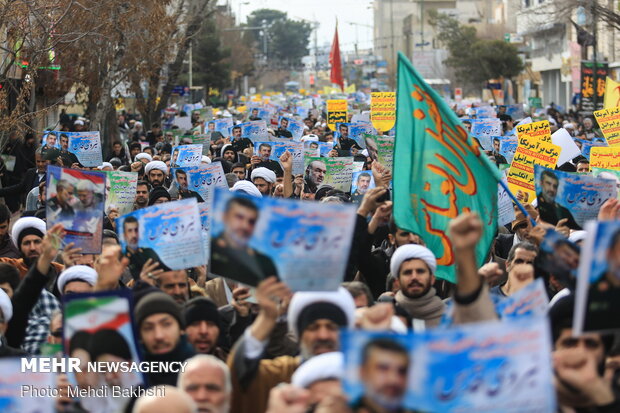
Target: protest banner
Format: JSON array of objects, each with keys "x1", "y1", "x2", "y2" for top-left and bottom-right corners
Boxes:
[
  {"x1": 318, "y1": 141, "x2": 336, "y2": 157},
  {"x1": 198, "y1": 202, "x2": 211, "y2": 260},
  {"x1": 498, "y1": 135, "x2": 518, "y2": 164},
  {"x1": 304, "y1": 156, "x2": 355, "y2": 193},
  {"x1": 574, "y1": 220, "x2": 620, "y2": 334},
  {"x1": 574, "y1": 138, "x2": 608, "y2": 160},
  {"x1": 551, "y1": 128, "x2": 582, "y2": 165},
  {"x1": 364, "y1": 134, "x2": 394, "y2": 170},
  {"x1": 117, "y1": 198, "x2": 205, "y2": 271},
  {"x1": 506, "y1": 136, "x2": 561, "y2": 202},
  {"x1": 351, "y1": 170, "x2": 375, "y2": 203},
  {"x1": 234, "y1": 120, "x2": 269, "y2": 142},
  {"x1": 63, "y1": 290, "x2": 143, "y2": 411},
  {"x1": 342, "y1": 317, "x2": 555, "y2": 413},
  {"x1": 42, "y1": 131, "x2": 103, "y2": 167},
  {"x1": 211, "y1": 118, "x2": 233, "y2": 137},
  {"x1": 254, "y1": 141, "x2": 303, "y2": 175},
  {"x1": 370, "y1": 91, "x2": 396, "y2": 132},
  {"x1": 580, "y1": 61, "x2": 608, "y2": 113},
  {"x1": 336, "y1": 122, "x2": 375, "y2": 149},
  {"x1": 351, "y1": 111, "x2": 371, "y2": 124},
  {"x1": 303, "y1": 141, "x2": 320, "y2": 157},
  {"x1": 0, "y1": 358, "x2": 55, "y2": 413},
  {"x1": 470, "y1": 118, "x2": 502, "y2": 149},
  {"x1": 516, "y1": 120, "x2": 552, "y2": 143},
  {"x1": 326, "y1": 99, "x2": 347, "y2": 131},
  {"x1": 534, "y1": 165, "x2": 617, "y2": 229},
  {"x1": 593, "y1": 106, "x2": 620, "y2": 146},
  {"x1": 539, "y1": 228, "x2": 580, "y2": 286},
  {"x1": 473, "y1": 105, "x2": 497, "y2": 118},
  {"x1": 393, "y1": 52, "x2": 502, "y2": 283},
  {"x1": 46, "y1": 166, "x2": 105, "y2": 253},
  {"x1": 604, "y1": 76, "x2": 620, "y2": 109},
  {"x1": 171, "y1": 144, "x2": 203, "y2": 168},
  {"x1": 497, "y1": 176, "x2": 516, "y2": 227},
  {"x1": 590, "y1": 146, "x2": 620, "y2": 170},
  {"x1": 104, "y1": 171, "x2": 138, "y2": 216},
  {"x1": 177, "y1": 134, "x2": 210, "y2": 155},
  {"x1": 592, "y1": 167, "x2": 620, "y2": 196},
  {"x1": 210, "y1": 187, "x2": 357, "y2": 290},
  {"x1": 171, "y1": 162, "x2": 227, "y2": 203},
  {"x1": 495, "y1": 278, "x2": 549, "y2": 319},
  {"x1": 501, "y1": 104, "x2": 525, "y2": 120},
  {"x1": 276, "y1": 116, "x2": 304, "y2": 140}
]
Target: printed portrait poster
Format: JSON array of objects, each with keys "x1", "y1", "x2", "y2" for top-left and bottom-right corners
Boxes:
[
  {"x1": 303, "y1": 141, "x2": 320, "y2": 157},
  {"x1": 46, "y1": 166, "x2": 105, "y2": 253},
  {"x1": 171, "y1": 162, "x2": 227, "y2": 204},
  {"x1": 63, "y1": 290, "x2": 142, "y2": 413},
  {"x1": 336, "y1": 122, "x2": 375, "y2": 149},
  {"x1": 210, "y1": 187, "x2": 357, "y2": 290},
  {"x1": 234, "y1": 120, "x2": 269, "y2": 142},
  {"x1": 342, "y1": 317, "x2": 556, "y2": 413},
  {"x1": 500, "y1": 135, "x2": 518, "y2": 164},
  {"x1": 304, "y1": 156, "x2": 355, "y2": 193},
  {"x1": 497, "y1": 176, "x2": 516, "y2": 227},
  {"x1": 318, "y1": 141, "x2": 336, "y2": 157},
  {"x1": 117, "y1": 198, "x2": 206, "y2": 271},
  {"x1": 211, "y1": 118, "x2": 233, "y2": 138},
  {"x1": 276, "y1": 116, "x2": 304, "y2": 140},
  {"x1": 473, "y1": 105, "x2": 497, "y2": 118},
  {"x1": 0, "y1": 358, "x2": 55, "y2": 413},
  {"x1": 574, "y1": 220, "x2": 620, "y2": 334},
  {"x1": 254, "y1": 141, "x2": 304, "y2": 175},
  {"x1": 470, "y1": 118, "x2": 502, "y2": 149},
  {"x1": 104, "y1": 170, "x2": 138, "y2": 216},
  {"x1": 364, "y1": 134, "x2": 394, "y2": 170},
  {"x1": 574, "y1": 138, "x2": 608, "y2": 160},
  {"x1": 351, "y1": 170, "x2": 375, "y2": 203},
  {"x1": 171, "y1": 144, "x2": 203, "y2": 168},
  {"x1": 534, "y1": 165, "x2": 617, "y2": 229},
  {"x1": 42, "y1": 131, "x2": 103, "y2": 167}
]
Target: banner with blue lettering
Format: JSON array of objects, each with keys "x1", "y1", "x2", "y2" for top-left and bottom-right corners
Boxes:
[
  {"x1": 171, "y1": 144, "x2": 203, "y2": 168},
  {"x1": 171, "y1": 162, "x2": 227, "y2": 204}
]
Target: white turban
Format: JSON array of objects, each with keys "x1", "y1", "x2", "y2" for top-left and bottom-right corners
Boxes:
[
  {"x1": 568, "y1": 230, "x2": 587, "y2": 244},
  {"x1": 287, "y1": 287, "x2": 356, "y2": 339},
  {"x1": 145, "y1": 161, "x2": 168, "y2": 175},
  {"x1": 390, "y1": 244, "x2": 437, "y2": 277},
  {"x1": 57, "y1": 265, "x2": 98, "y2": 294},
  {"x1": 0, "y1": 288, "x2": 12, "y2": 322},
  {"x1": 97, "y1": 162, "x2": 113, "y2": 170},
  {"x1": 231, "y1": 180, "x2": 262, "y2": 198},
  {"x1": 301, "y1": 134, "x2": 319, "y2": 142},
  {"x1": 201, "y1": 156, "x2": 212, "y2": 164},
  {"x1": 135, "y1": 153, "x2": 152, "y2": 163},
  {"x1": 291, "y1": 352, "x2": 343, "y2": 388},
  {"x1": 11, "y1": 217, "x2": 46, "y2": 248},
  {"x1": 251, "y1": 167, "x2": 276, "y2": 184}
]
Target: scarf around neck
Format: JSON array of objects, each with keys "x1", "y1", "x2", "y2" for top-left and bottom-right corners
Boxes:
[{"x1": 396, "y1": 287, "x2": 445, "y2": 323}]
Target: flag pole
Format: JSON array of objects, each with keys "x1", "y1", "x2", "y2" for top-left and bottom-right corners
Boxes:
[{"x1": 498, "y1": 179, "x2": 537, "y2": 227}]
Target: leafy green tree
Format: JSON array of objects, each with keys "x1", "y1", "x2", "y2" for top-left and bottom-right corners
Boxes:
[
  {"x1": 429, "y1": 11, "x2": 524, "y2": 88},
  {"x1": 246, "y1": 8, "x2": 312, "y2": 68}
]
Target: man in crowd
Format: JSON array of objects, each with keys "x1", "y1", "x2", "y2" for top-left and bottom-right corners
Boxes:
[
  {"x1": 251, "y1": 167, "x2": 277, "y2": 196},
  {"x1": 490, "y1": 242, "x2": 538, "y2": 298},
  {"x1": 184, "y1": 298, "x2": 227, "y2": 360},
  {"x1": 134, "y1": 180, "x2": 151, "y2": 210},
  {"x1": 145, "y1": 161, "x2": 168, "y2": 188},
  {"x1": 179, "y1": 355, "x2": 232, "y2": 413}
]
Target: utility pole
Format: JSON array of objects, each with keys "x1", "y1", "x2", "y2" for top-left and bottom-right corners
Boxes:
[
  {"x1": 188, "y1": 41, "x2": 193, "y2": 88},
  {"x1": 591, "y1": 0, "x2": 598, "y2": 111}
]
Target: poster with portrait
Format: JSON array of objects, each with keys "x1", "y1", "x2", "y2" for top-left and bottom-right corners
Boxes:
[
  {"x1": 364, "y1": 134, "x2": 394, "y2": 170},
  {"x1": 233, "y1": 121, "x2": 269, "y2": 142},
  {"x1": 171, "y1": 144, "x2": 203, "y2": 168},
  {"x1": 254, "y1": 141, "x2": 304, "y2": 175},
  {"x1": 42, "y1": 131, "x2": 103, "y2": 167},
  {"x1": 534, "y1": 165, "x2": 617, "y2": 229},
  {"x1": 103, "y1": 171, "x2": 138, "y2": 217},
  {"x1": 171, "y1": 162, "x2": 227, "y2": 204},
  {"x1": 574, "y1": 220, "x2": 620, "y2": 334},
  {"x1": 46, "y1": 166, "x2": 105, "y2": 253},
  {"x1": 210, "y1": 187, "x2": 357, "y2": 290},
  {"x1": 304, "y1": 156, "x2": 355, "y2": 193},
  {"x1": 342, "y1": 317, "x2": 555, "y2": 413},
  {"x1": 499, "y1": 135, "x2": 518, "y2": 164},
  {"x1": 336, "y1": 122, "x2": 375, "y2": 149},
  {"x1": 211, "y1": 118, "x2": 233, "y2": 138},
  {"x1": 116, "y1": 198, "x2": 205, "y2": 271},
  {"x1": 276, "y1": 116, "x2": 305, "y2": 140},
  {"x1": 351, "y1": 171, "x2": 375, "y2": 203},
  {"x1": 63, "y1": 290, "x2": 142, "y2": 412},
  {"x1": 318, "y1": 141, "x2": 336, "y2": 157}
]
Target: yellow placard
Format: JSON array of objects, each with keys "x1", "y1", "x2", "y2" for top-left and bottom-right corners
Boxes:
[
  {"x1": 507, "y1": 136, "x2": 561, "y2": 202},
  {"x1": 590, "y1": 147, "x2": 620, "y2": 170},
  {"x1": 604, "y1": 77, "x2": 620, "y2": 109},
  {"x1": 370, "y1": 92, "x2": 396, "y2": 133},
  {"x1": 327, "y1": 99, "x2": 348, "y2": 131},
  {"x1": 593, "y1": 106, "x2": 620, "y2": 147},
  {"x1": 515, "y1": 120, "x2": 552, "y2": 143}
]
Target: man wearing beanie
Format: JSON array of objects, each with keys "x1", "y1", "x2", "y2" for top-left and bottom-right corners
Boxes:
[
  {"x1": 148, "y1": 187, "x2": 171, "y2": 206},
  {"x1": 391, "y1": 244, "x2": 445, "y2": 328},
  {"x1": 134, "y1": 291, "x2": 195, "y2": 386},
  {"x1": 184, "y1": 297, "x2": 227, "y2": 360},
  {"x1": 228, "y1": 277, "x2": 355, "y2": 413}
]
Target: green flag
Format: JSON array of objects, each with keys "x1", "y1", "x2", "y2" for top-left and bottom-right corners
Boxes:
[{"x1": 393, "y1": 52, "x2": 502, "y2": 283}]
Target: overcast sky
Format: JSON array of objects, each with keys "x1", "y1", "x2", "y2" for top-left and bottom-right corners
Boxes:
[{"x1": 219, "y1": 0, "x2": 374, "y2": 52}]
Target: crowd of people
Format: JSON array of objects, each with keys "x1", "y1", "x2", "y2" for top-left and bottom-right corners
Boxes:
[{"x1": 0, "y1": 97, "x2": 618, "y2": 413}]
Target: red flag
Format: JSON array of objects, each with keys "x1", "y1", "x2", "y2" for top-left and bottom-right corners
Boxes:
[{"x1": 329, "y1": 24, "x2": 344, "y2": 91}]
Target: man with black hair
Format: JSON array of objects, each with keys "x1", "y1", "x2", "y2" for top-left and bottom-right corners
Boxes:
[
  {"x1": 275, "y1": 118, "x2": 293, "y2": 138},
  {"x1": 355, "y1": 338, "x2": 411, "y2": 413},
  {"x1": 0, "y1": 148, "x2": 48, "y2": 212},
  {"x1": 134, "y1": 180, "x2": 151, "y2": 210},
  {"x1": 0, "y1": 205, "x2": 18, "y2": 258},
  {"x1": 122, "y1": 216, "x2": 170, "y2": 279},
  {"x1": 174, "y1": 169, "x2": 204, "y2": 202},
  {"x1": 490, "y1": 242, "x2": 538, "y2": 298},
  {"x1": 492, "y1": 137, "x2": 507, "y2": 165},
  {"x1": 58, "y1": 133, "x2": 79, "y2": 165},
  {"x1": 337, "y1": 123, "x2": 357, "y2": 151},
  {"x1": 184, "y1": 297, "x2": 227, "y2": 360},
  {"x1": 231, "y1": 126, "x2": 253, "y2": 153},
  {"x1": 211, "y1": 197, "x2": 278, "y2": 286}
]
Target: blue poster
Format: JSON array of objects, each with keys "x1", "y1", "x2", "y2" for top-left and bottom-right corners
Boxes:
[
  {"x1": 210, "y1": 187, "x2": 357, "y2": 290},
  {"x1": 277, "y1": 116, "x2": 305, "y2": 140},
  {"x1": 117, "y1": 198, "x2": 205, "y2": 270},
  {"x1": 336, "y1": 122, "x2": 376, "y2": 148},
  {"x1": 295, "y1": 106, "x2": 309, "y2": 118},
  {"x1": 254, "y1": 141, "x2": 304, "y2": 174},
  {"x1": 534, "y1": 165, "x2": 617, "y2": 228},
  {"x1": 500, "y1": 135, "x2": 518, "y2": 164},
  {"x1": 501, "y1": 104, "x2": 525, "y2": 120},
  {"x1": 574, "y1": 138, "x2": 607, "y2": 159},
  {"x1": 233, "y1": 120, "x2": 269, "y2": 142},
  {"x1": 171, "y1": 144, "x2": 203, "y2": 167},
  {"x1": 470, "y1": 119, "x2": 502, "y2": 148},
  {"x1": 318, "y1": 141, "x2": 336, "y2": 157},
  {"x1": 351, "y1": 170, "x2": 375, "y2": 197},
  {"x1": 198, "y1": 201, "x2": 211, "y2": 260},
  {"x1": 210, "y1": 118, "x2": 233, "y2": 137},
  {"x1": 495, "y1": 278, "x2": 549, "y2": 319},
  {"x1": 171, "y1": 161, "x2": 227, "y2": 203},
  {"x1": 473, "y1": 106, "x2": 496, "y2": 118},
  {"x1": 46, "y1": 166, "x2": 105, "y2": 253},
  {"x1": 0, "y1": 358, "x2": 54, "y2": 413},
  {"x1": 42, "y1": 131, "x2": 103, "y2": 167},
  {"x1": 342, "y1": 317, "x2": 556, "y2": 413}
]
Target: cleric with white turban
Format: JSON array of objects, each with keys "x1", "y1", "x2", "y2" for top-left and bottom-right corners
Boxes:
[
  {"x1": 251, "y1": 167, "x2": 276, "y2": 184},
  {"x1": 135, "y1": 152, "x2": 152, "y2": 163},
  {"x1": 390, "y1": 244, "x2": 437, "y2": 277},
  {"x1": 291, "y1": 351, "x2": 343, "y2": 389},
  {"x1": 11, "y1": 217, "x2": 46, "y2": 249},
  {"x1": 0, "y1": 288, "x2": 13, "y2": 323},
  {"x1": 57, "y1": 265, "x2": 98, "y2": 295},
  {"x1": 144, "y1": 160, "x2": 168, "y2": 175},
  {"x1": 231, "y1": 180, "x2": 262, "y2": 198}
]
